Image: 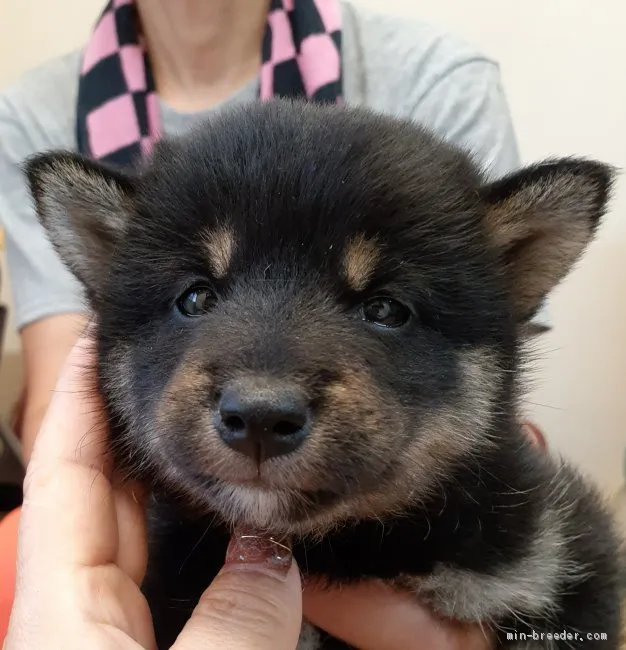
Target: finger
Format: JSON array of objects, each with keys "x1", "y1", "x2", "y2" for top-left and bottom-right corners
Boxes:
[
  {"x1": 114, "y1": 480, "x2": 149, "y2": 585},
  {"x1": 18, "y1": 333, "x2": 122, "y2": 571},
  {"x1": 28, "y1": 330, "x2": 110, "y2": 471},
  {"x1": 172, "y1": 531, "x2": 302, "y2": 650},
  {"x1": 303, "y1": 581, "x2": 493, "y2": 650}
]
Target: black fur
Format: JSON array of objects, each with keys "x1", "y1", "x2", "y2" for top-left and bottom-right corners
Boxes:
[{"x1": 25, "y1": 100, "x2": 622, "y2": 649}]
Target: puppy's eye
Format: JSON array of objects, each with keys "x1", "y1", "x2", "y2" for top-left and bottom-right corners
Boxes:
[
  {"x1": 177, "y1": 286, "x2": 216, "y2": 316},
  {"x1": 361, "y1": 297, "x2": 411, "y2": 328}
]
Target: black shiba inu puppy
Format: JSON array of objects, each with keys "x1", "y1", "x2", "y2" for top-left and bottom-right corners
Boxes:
[{"x1": 25, "y1": 100, "x2": 622, "y2": 649}]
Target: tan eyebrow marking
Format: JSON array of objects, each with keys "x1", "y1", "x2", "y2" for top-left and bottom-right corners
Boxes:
[
  {"x1": 203, "y1": 226, "x2": 235, "y2": 278},
  {"x1": 342, "y1": 234, "x2": 381, "y2": 291}
]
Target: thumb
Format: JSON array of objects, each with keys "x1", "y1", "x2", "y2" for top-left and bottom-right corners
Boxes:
[{"x1": 171, "y1": 530, "x2": 302, "y2": 650}]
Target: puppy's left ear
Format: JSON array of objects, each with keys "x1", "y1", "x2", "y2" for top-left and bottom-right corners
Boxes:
[
  {"x1": 480, "y1": 158, "x2": 615, "y2": 323},
  {"x1": 24, "y1": 151, "x2": 136, "y2": 299}
]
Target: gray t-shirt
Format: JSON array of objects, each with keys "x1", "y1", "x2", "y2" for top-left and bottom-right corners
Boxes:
[{"x1": 0, "y1": 0, "x2": 546, "y2": 330}]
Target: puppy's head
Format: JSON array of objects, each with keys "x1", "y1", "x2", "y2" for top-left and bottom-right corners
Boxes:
[{"x1": 25, "y1": 101, "x2": 613, "y2": 535}]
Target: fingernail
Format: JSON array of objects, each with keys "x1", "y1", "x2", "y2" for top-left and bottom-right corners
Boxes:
[{"x1": 225, "y1": 530, "x2": 292, "y2": 579}]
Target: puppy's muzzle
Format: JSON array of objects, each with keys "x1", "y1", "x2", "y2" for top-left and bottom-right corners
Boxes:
[{"x1": 215, "y1": 378, "x2": 310, "y2": 462}]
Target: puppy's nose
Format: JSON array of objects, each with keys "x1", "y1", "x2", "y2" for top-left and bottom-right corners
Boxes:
[{"x1": 216, "y1": 386, "x2": 309, "y2": 461}]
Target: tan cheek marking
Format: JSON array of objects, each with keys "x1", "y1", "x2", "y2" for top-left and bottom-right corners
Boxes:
[
  {"x1": 300, "y1": 368, "x2": 402, "y2": 496},
  {"x1": 320, "y1": 368, "x2": 389, "y2": 439},
  {"x1": 204, "y1": 226, "x2": 235, "y2": 278},
  {"x1": 342, "y1": 234, "x2": 381, "y2": 291},
  {"x1": 155, "y1": 358, "x2": 213, "y2": 431},
  {"x1": 282, "y1": 367, "x2": 408, "y2": 533},
  {"x1": 283, "y1": 367, "x2": 387, "y2": 480}
]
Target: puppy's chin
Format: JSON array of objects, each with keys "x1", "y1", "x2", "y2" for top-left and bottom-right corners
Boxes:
[
  {"x1": 175, "y1": 476, "x2": 347, "y2": 536},
  {"x1": 209, "y1": 484, "x2": 290, "y2": 529}
]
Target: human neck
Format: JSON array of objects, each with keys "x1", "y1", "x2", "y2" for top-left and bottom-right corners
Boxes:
[{"x1": 136, "y1": 0, "x2": 270, "y2": 112}]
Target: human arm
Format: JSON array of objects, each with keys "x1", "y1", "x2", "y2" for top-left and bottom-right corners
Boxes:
[{"x1": 0, "y1": 76, "x2": 87, "y2": 462}]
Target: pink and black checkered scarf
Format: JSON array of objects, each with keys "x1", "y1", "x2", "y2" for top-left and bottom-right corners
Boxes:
[{"x1": 76, "y1": 0, "x2": 342, "y2": 167}]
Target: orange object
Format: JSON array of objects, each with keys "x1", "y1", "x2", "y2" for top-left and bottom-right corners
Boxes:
[{"x1": 0, "y1": 507, "x2": 20, "y2": 643}]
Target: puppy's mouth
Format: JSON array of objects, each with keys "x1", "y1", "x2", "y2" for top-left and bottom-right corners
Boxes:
[
  {"x1": 200, "y1": 473, "x2": 341, "y2": 508},
  {"x1": 185, "y1": 471, "x2": 344, "y2": 530},
  {"x1": 232, "y1": 478, "x2": 339, "y2": 507}
]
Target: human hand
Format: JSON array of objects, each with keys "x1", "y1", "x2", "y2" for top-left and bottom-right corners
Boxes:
[
  {"x1": 302, "y1": 581, "x2": 493, "y2": 649},
  {"x1": 3, "y1": 333, "x2": 302, "y2": 650}
]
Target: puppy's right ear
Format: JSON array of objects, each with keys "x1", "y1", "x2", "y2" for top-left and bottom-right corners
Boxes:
[{"x1": 24, "y1": 151, "x2": 135, "y2": 296}]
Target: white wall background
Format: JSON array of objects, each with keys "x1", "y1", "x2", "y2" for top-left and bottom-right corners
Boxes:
[{"x1": 0, "y1": 0, "x2": 624, "y2": 494}]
